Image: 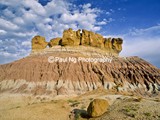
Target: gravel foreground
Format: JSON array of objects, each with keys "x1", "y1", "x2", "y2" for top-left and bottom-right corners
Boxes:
[{"x1": 0, "y1": 89, "x2": 160, "y2": 120}]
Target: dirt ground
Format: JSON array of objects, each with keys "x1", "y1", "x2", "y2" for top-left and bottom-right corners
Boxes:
[{"x1": 0, "y1": 90, "x2": 160, "y2": 120}]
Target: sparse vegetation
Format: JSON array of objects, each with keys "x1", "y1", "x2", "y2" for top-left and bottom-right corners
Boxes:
[
  {"x1": 144, "y1": 112, "x2": 151, "y2": 117},
  {"x1": 68, "y1": 99, "x2": 77, "y2": 103},
  {"x1": 70, "y1": 102, "x2": 80, "y2": 107},
  {"x1": 16, "y1": 106, "x2": 20, "y2": 108},
  {"x1": 75, "y1": 112, "x2": 80, "y2": 120},
  {"x1": 122, "y1": 104, "x2": 139, "y2": 118},
  {"x1": 70, "y1": 109, "x2": 89, "y2": 120},
  {"x1": 67, "y1": 99, "x2": 81, "y2": 107},
  {"x1": 125, "y1": 97, "x2": 142, "y2": 102},
  {"x1": 127, "y1": 112, "x2": 136, "y2": 118}
]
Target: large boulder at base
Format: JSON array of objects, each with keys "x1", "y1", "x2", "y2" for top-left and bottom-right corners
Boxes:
[
  {"x1": 81, "y1": 29, "x2": 104, "y2": 48},
  {"x1": 32, "y1": 35, "x2": 48, "y2": 50},
  {"x1": 61, "y1": 28, "x2": 81, "y2": 46},
  {"x1": 48, "y1": 37, "x2": 62, "y2": 47},
  {"x1": 87, "y1": 99, "x2": 109, "y2": 117}
]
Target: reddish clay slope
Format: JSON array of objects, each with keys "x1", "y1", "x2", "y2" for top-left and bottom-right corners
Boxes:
[{"x1": 0, "y1": 52, "x2": 160, "y2": 95}]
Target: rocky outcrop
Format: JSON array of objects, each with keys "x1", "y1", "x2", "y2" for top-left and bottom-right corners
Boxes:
[
  {"x1": 104, "y1": 38, "x2": 112, "y2": 51},
  {"x1": 111, "y1": 38, "x2": 123, "y2": 53},
  {"x1": 104, "y1": 38, "x2": 123, "y2": 54},
  {"x1": 61, "y1": 28, "x2": 81, "y2": 46},
  {"x1": 87, "y1": 99, "x2": 109, "y2": 117},
  {"x1": 81, "y1": 29, "x2": 104, "y2": 48},
  {"x1": 32, "y1": 35, "x2": 48, "y2": 50},
  {"x1": 31, "y1": 28, "x2": 123, "y2": 55},
  {"x1": 48, "y1": 37, "x2": 62, "y2": 47}
]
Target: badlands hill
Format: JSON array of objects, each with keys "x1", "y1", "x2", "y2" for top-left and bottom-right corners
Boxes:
[
  {"x1": 0, "y1": 28, "x2": 160, "y2": 120},
  {"x1": 0, "y1": 28, "x2": 159, "y2": 96}
]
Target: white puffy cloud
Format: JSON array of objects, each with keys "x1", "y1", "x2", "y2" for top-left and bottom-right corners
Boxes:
[
  {"x1": 13, "y1": 17, "x2": 25, "y2": 25},
  {"x1": 3, "y1": 8, "x2": 16, "y2": 18},
  {"x1": 0, "y1": 18, "x2": 19, "y2": 31},
  {"x1": 22, "y1": 0, "x2": 46, "y2": 16},
  {"x1": 0, "y1": 0, "x2": 22, "y2": 7},
  {"x1": 44, "y1": 0, "x2": 69, "y2": 16},
  {"x1": 0, "y1": 30, "x2": 7, "y2": 35},
  {"x1": 97, "y1": 21, "x2": 107, "y2": 25},
  {"x1": 22, "y1": 41, "x2": 31, "y2": 47},
  {"x1": 0, "y1": 0, "x2": 107, "y2": 64}
]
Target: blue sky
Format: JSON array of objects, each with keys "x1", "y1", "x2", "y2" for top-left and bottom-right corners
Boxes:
[{"x1": 0, "y1": 0, "x2": 160, "y2": 68}]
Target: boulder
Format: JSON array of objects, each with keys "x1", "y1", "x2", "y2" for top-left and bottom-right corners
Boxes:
[
  {"x1": 48, "y1": 37, "x2": 62, "y2": 47},
  {"x1": 81, "y1": 29, "x2": 104, "y2": 48},
  {"x1": 32, "y1": 35, "x2": 48, "y2": 50},
  {"x1": 87, "y1": 99, "x2": 109, "y2": 117},
  {"x1": 61, "y1": 28, "x2": 81, "y2": 46}
]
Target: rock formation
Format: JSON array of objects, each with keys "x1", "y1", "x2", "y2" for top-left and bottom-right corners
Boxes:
[
  {"x1": 104, "y1": 38, "x2": 123, "y2": 54},
  {"x1": 32, "y1": 28, "x2": 123, "y2": 55},
  {"x1": 48, "y1": 37, "x2": 62, "y2": 47},
  {"x1": 32, "y1": 35, "x2": 48, "y2": 50},
  {"x1": 0, "y1": 28, "x2": 159, "y2": 96},
  {"x1": 111, "y1": 38, "x2": 123, "y2": 53},
  {"x1": 87, "y1": 99, "x2": 109, "y2": 117},
  {"x1": 104, "y1": 38, "x2": 112, "y2": 51},
  {"x1": 61, "y1": 28, "x2": 81, "y2": 46},
  {"x1": 81, "y1": 29, "x2": 104, "y2": 48}
]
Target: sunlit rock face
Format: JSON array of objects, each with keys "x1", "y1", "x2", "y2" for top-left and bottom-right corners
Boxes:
[
  {"x1": 32, "y1": 35, "x2": 48, "y2": 50},
  {"x1": 48, "y1": 37, "x2": 62, "y2": 47},
  {"x1": 31, "y1": 28, "x2": 123, "y2": 55},
  {"x1": 81, "y1": 29, "x2": 104, "y2": 48},
  {"x1": 61, "y1": 28, "x2": 81, "y2": 46}
]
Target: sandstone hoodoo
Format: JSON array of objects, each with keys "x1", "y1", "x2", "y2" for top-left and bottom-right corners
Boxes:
[
  {"x1": 0, "y1": 28, "x2": 160, "y2": 96},
  {"x1": 48, "y1": 37, "x2": 62, "y2": 47},
  {"x1": 81, "y1": 29, "x2": 104, "y2": 48},
  {"x1": 61, "y1": 28, "x2": 81, "y2": 46},
  {"x1": 32, "y1": 35, "x2": 48, "y2": 50}
]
